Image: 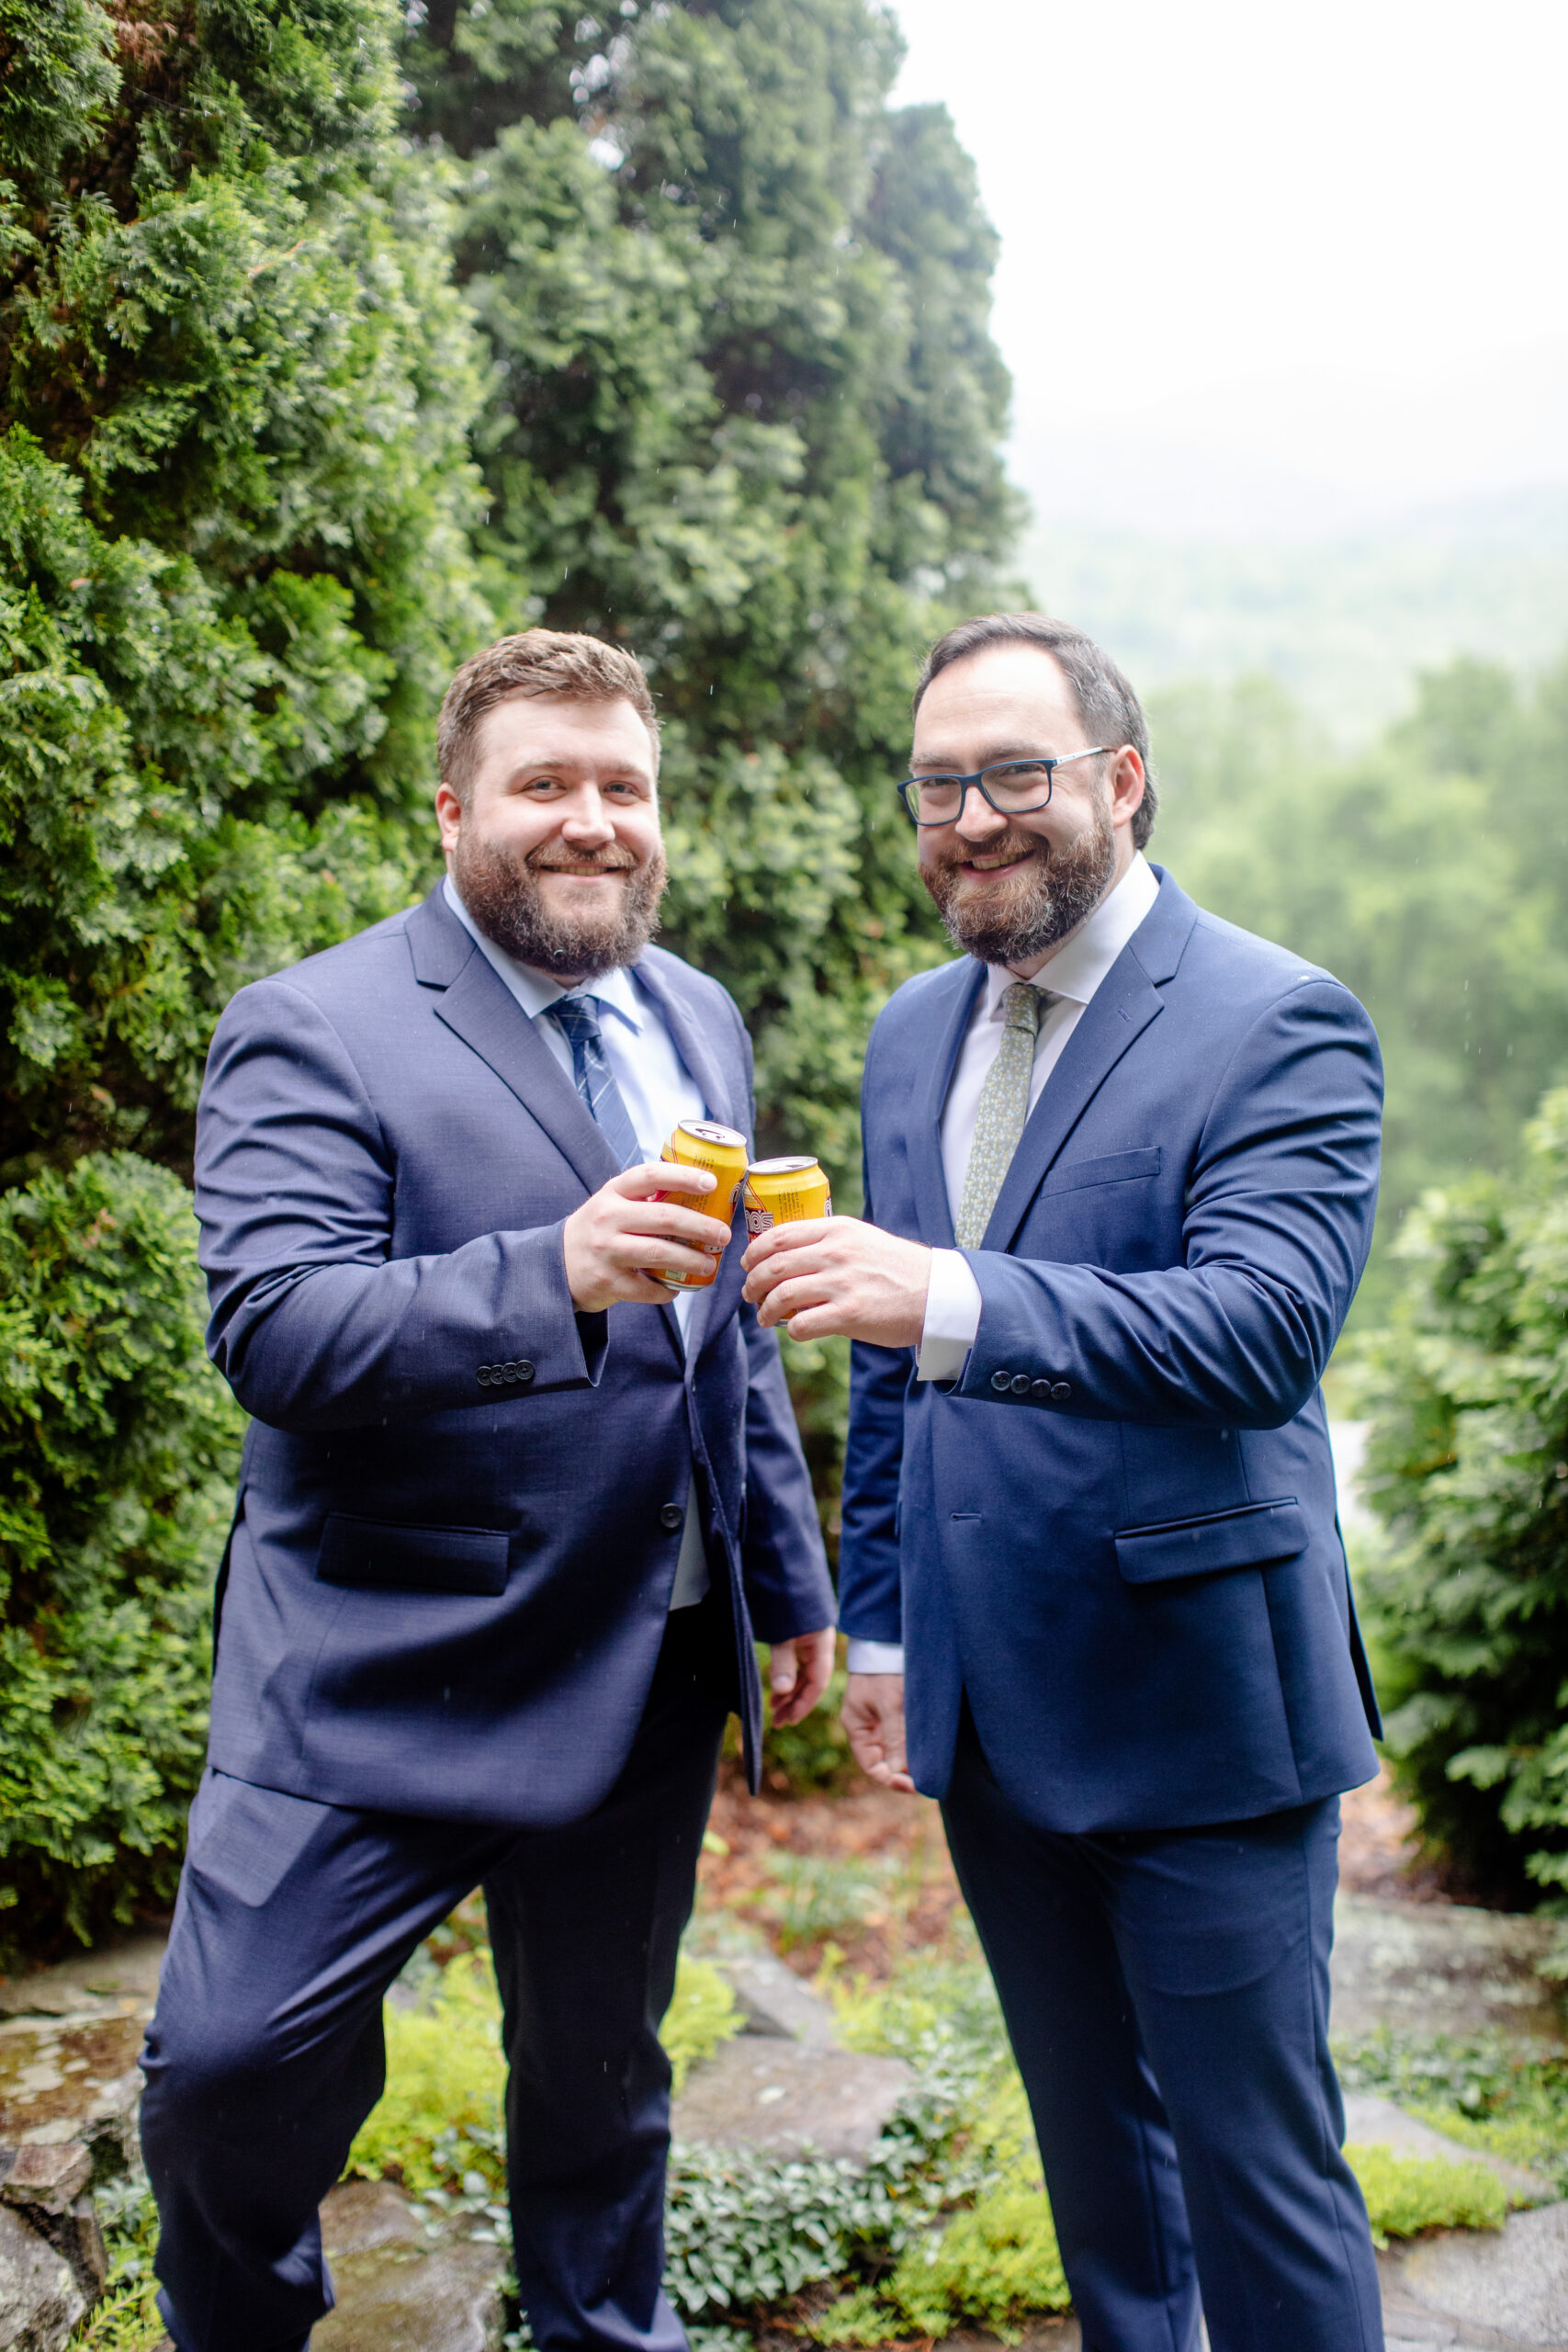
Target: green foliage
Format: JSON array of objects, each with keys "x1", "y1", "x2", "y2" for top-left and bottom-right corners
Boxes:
[
  {"x1": 883, "y1": 2188, "x2": 1069, "y2": 2337},
  {"x1": 68, "y1": 2174, "x2": 163, "y2": 2350},
  {"x1": 1338, "y1": 2030, "x2": 1568, "y2": 2196},
  {"x1": 663, "y1": 1954, "x2": 741, "y2": 2093},
  {"x1": 1349, "y1": 1090, "x2": 1568, "y2": 1902},
  {"x1": 0, "y1": 1152, "x2": 243, "y2": 1959},
  {"x1": 1151, "y1": 662, "x2": 1568, "y2": 1318},
  {"x1": 747, "y1": 1851, "x2": 892, "y2": 1952},
  {"x1": 1343, "y1": 2144, "x2": 1506, "y2": 2248},
  {"x1": 0, "y1": 0, "x2": 490, "y2": 1951}
]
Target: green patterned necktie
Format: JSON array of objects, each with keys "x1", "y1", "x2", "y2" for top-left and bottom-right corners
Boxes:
[{"x1": 954, "y1": 982, "x2": 1046, "y2": 1248}]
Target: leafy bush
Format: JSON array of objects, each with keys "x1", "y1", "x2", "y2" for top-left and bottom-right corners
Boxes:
[
  {"x1": 1343, "y1": 2145, "x2": 1506, "y2": 2248},
  {"x1": 1353, "y1": 1089, "x2": 1568, "y2": 1902},
  {"x1": 0, "y1": 1154, "x2": 242, "y2": 1960}
]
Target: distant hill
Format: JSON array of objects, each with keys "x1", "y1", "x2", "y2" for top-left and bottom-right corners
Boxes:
[{"x1": 1020, "y1": 486, "x2": 1568, "y2": 743}]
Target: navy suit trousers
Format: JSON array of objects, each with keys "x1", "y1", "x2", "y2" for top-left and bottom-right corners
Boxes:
[
  {"x1": 141, "y1": 1601, "x2": 733, "y2": 2352},
  {"x1": 942, "y1": 1715, "x2": 1383, "y2": 2352}
]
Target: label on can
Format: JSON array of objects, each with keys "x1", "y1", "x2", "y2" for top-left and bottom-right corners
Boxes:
[{"x1": 743, "y1": 1157, "x2": 832, "y2": 1236}]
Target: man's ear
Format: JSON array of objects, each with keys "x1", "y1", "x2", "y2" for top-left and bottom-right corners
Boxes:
[
  {"x1": 1109, "y1": 746, "x2": 1146, "y2": 831},
  {"x1": 435, "y1": 779, "x2": 463, "y2": 858}
]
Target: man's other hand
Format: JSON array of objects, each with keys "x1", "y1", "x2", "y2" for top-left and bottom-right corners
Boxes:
[
  {"x1": 740, "y1": 1216, "x2": 931, "y2": 1346},
  {"x1": 562, "y1": 1163, "x2": 735, "y2": 1312},
  {"x1": 767, "y1": 1629, "x2": 837, "y2": 1726},
  {"x1": 843, "y1": 1672, "x2": 915, "y2": 1792}
]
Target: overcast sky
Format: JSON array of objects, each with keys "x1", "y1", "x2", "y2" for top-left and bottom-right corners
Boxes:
[{"x1": 888, "y1": 0, "x2": 1568, "y2": 538}]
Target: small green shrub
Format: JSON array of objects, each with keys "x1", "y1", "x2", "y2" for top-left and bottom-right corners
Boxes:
[
  {"x1": 1345, "y1": 2145, "x2": 1506, "y2": 2247},
  {"x1": 68, "y1": 2174, "x2": 163, "y2": 2349},
  {"x1": 1353, "y1": 1088, "x2": 1568, "y2": 1902},
  {"x1": 663, "y1": 1955, "x2": 741, "y2": 2092},
  {"x1": 885, "y1": 2188, "x2": 1069, "y2": 2338}
]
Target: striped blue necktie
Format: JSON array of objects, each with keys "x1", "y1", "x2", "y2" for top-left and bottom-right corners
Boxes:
[{"x1": 547, "y1": 994, "x2": 645, "y2": 1171}]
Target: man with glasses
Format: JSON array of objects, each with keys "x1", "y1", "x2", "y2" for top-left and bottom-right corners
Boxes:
[{"x1": 742, "y1": 614, "x2": 1386, "y2": 2350}]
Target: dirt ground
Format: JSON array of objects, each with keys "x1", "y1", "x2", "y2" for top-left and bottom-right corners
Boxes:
[{"x1": 697, "y1": 1758, "x2": 1442, "y2": 1984}]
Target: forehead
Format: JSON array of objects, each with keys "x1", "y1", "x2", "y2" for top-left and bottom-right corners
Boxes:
[
  {"x1": 471, "y1": 691, "x2": 658, "y2": 777},
  {"x1": 913, "y1": 644, "x2": 1083, "y2": 755}
]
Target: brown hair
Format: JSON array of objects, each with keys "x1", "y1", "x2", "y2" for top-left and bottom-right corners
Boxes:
[
  {"x1": 437, "y1": 629, "x2": 660, "y2": 802},
  {"x1": 914, "y1": 612, "x2": 1158, "y2": 851}
]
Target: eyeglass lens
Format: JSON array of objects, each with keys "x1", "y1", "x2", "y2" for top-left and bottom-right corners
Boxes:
[{"x1": 908, "y1": 761, "x2": 1054, "y2": 822}]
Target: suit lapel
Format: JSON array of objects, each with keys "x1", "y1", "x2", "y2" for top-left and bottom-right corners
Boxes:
[
  {"x1": 909, "y1": 959, "x2": 987, "y2": 1247},
  {"x1": 432, "y1": 943, "x2": 623, "y2": 1198},
  {"x1": 633, "y1": 951, "x2": 747, "y2": 1372},
  {"x1": 982, "y1": 870, "x2": 1199, "y2": 1253}
]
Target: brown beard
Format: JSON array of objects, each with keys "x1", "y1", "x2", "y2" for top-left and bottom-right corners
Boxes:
[
  {"x1": 920, "y1": 791, "x2": 1118, "y2": 966},
  {"x1": 453, "y1": 828, "x2": 668, "y2": 983}
]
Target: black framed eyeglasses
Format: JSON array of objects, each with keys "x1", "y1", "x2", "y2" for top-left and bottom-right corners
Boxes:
[{"x1": 897, "y1": 748, "x2": 1110, "y2": 827}]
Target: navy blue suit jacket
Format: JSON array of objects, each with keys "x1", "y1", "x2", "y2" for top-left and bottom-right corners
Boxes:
[
  {"x1": 195, "y1": 883, "x2": 832, "y2": 1826},
  {"x1": 839, "y1": 868, "x2": 1382, "y2": 1833}
]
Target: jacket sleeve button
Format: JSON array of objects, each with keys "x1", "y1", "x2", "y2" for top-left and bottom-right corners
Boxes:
[
  {"x1": 516, "y1": 1362, "x2": 535, "y2": 1385},
  {"x1": 660, "y1": 1503, "x2": 684, "y2": 1531},
  {"x1": 478, "y1": 1365, "x2": 492, "y2": 1385},
  {"x1": 1051, "y1": 1380, "x2": 1073, "y2": 1402},
  {"x1": 1010, "y1": 1372, "x2": 1032, "y2": 1396},
  {"x1": 1030, "y1": 1377, "x2": 1053, "y2": 1401},
  {"x1": 502, "y1": 1362, "x2": 518, "y2": 1384},
  {"x1": 990, "y1": 1369, "x2": 1012, "y2": 1393}
]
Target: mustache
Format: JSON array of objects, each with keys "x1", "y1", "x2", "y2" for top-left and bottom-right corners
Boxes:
[
  {"x1": 924, "y1": 827, "x2": 1047, "y2": 876},
  {"x1": 525, "y1": 843, "x2": 638, "y2": 874}
]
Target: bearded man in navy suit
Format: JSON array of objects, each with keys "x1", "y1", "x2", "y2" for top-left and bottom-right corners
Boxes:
[
  {"x1": 141, "y1": 630, "x2": 835, "y2": 2352},
  {"x1": 742, "y1": 615, "x2": 1386, "y2": 2352}
]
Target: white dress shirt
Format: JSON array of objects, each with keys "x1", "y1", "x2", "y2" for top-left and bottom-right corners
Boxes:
[
  {"x1": 444, "y1": 875, "x2": 713, "y2": 1604},
  {"x1": 845, "y1": 852, "x2": 1161, "y2": 1676}
]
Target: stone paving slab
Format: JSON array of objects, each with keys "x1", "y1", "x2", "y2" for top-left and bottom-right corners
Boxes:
[
  {"x1": 312, "y1": 2182, "x2": 505, "y2": 2352},
  {"x1": 672, "y1": 2039, "x2": 913, "y2": 2162},
  {"x1": 1333, "y1": 1896, "x2": 1565, "y2": 2048}
]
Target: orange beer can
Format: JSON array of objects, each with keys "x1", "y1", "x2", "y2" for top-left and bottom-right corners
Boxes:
[
  {"x1": 649, "y1": 1120, "x2": 749, "y2": 1289},
  {"x1": 743, "y1": 1156, "x2": 833, "y2": 1238}
]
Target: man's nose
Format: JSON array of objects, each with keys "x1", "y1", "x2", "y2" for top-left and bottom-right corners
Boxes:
[
  {"x1": 954, "y1": 787, "x2": 1007, "y2": 844},
  {"x1": 559, "y1": 787, "x2": 616, "y2": 841}
]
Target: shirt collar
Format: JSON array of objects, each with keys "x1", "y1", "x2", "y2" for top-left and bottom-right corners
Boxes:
[
  {"x1": 982, "y1": 852, "x2": 1161, "y2": 1017},
  {"x1": 442, "y1": 873, "x2": 645, "y2": 1032}
]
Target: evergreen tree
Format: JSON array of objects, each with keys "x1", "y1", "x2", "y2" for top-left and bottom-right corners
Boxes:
[{"x1": 0, "y1": 0, "x2": 491, "y2": 1952}]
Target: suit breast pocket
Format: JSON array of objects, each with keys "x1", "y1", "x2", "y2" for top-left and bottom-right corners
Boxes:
[
  {"x1": 1043, "y1": 1146, "x2": 1163, "y2": 1197},
  {"x1": 316, "y1": 1512, "x2": 511, "y2": 1596}
]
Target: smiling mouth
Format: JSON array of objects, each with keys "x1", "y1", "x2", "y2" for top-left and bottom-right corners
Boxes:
[{"x1": 961, "y1": 848, "x2": 1034, "y2": 875}]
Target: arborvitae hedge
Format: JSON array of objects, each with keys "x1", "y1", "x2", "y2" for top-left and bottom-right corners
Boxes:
[{"x1": 0, "y1": 0, "x2": 1016, "y2": 1954}]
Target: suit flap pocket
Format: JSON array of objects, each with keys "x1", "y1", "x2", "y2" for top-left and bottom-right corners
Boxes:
[
  {"x1": 1114, "y1": 1498, "x2": 1304, "y2": 1585},
  {"x1": 1046, "y1": 1147, "x2": 1162, "y2": 1196},
  {"x1": 317, "y1": 1513, "x2": 510, "y2": 1595}
]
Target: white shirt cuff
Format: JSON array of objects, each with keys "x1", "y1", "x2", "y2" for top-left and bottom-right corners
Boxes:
[
  {"x1": 846, "y1": 1640, "x2": 906, "y2": 1675},
  {"x1": 916, "y1": 1247, "x2": 983, "y2": 1383}
]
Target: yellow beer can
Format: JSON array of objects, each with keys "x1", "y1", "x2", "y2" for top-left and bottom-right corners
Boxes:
[
  {"x1": 743, "y1": 1156, "x2": 833, "y2": 1238},
  {"x1": 649, "y1": 1120, "x2": 749, "y2": 1289}
]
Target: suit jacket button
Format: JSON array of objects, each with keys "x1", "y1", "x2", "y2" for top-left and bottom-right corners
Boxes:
[
  {"x1": 660, "y1": 1503, "x2": 684, "y2": 1531},
  {"x1": 502, "y1": 1362, "x2": 519, "y2": 1384},
  {"x1": 1052, "y1": 1380, "x2": 1072, "y2": 1402},
  {"x1": 1030, "y1": 1377, "x2": 1053, "y2": 1401},
  {"x1": 516, "y1": 1362, "x2": 535, "y2": 1385},
  {"x1": 1010, "y1": 1373, "x2": 1032, "y2": 1396},
  {"x1": 990, "y1": 1369, "x2": 1012, "y2": 1393},
  {"x1": 477, "y1": 1365, "x2": 492, "y2": 1385}
]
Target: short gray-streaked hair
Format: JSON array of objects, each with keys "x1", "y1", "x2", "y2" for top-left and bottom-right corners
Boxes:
[{"x1": 914, "y1": 613, "x2": 1157, "y2": 850}]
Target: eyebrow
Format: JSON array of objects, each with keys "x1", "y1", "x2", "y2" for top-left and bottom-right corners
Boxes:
[{"x1": 910, "y1": 742, "x2": 1064, "y2": 773}]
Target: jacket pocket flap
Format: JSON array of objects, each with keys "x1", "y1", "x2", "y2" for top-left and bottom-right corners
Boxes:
[
  {"x1": 317, "y1": 1513, "x2": 510, "y2": 1595},
  {"x1": 1045, "y1": 1146, "x2": 1162, "y2": 1196},
  {"x1": 1114, "y1": 1498, "x2": 1304, "y2": 1584}
]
